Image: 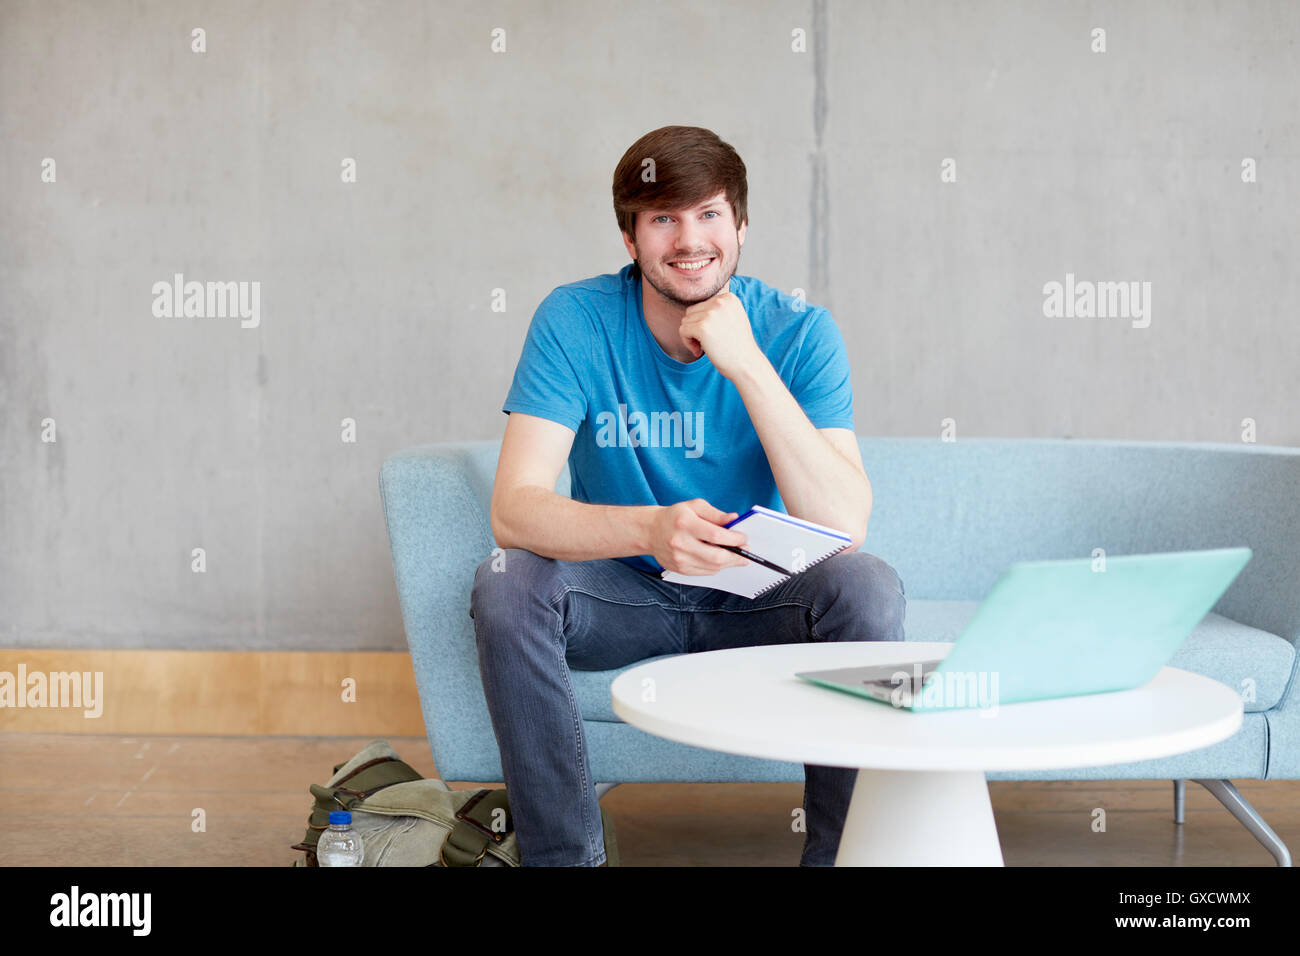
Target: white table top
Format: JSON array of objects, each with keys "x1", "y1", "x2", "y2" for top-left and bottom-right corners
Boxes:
[{"x1": 609, "y1": 641, "x2": 1244, "y2": 771}]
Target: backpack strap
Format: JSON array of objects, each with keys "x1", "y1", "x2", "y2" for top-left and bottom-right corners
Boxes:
[
  {"x1": 290, "y1": 757, "x2": 425, "y2": 858},
  {"x1": 335, "y1": 756, "x2": 424, "y2": 795},
  {"x1": 439, "y1": 789, "x2": 512, "y2": 867}
]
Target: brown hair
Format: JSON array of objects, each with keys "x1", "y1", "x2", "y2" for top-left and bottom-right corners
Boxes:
[{"x1": 612, "y1": 126, "x2": 748, "y2": 243}]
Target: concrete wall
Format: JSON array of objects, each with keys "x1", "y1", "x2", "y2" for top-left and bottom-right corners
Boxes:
[{"x1": 2, "y1": 1, "x2": 1296, "y2": 650}]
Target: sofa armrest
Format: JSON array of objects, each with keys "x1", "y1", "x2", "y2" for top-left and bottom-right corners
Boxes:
[{"x1": 379, "y1": 444, "x2": 499, "y2": 773}]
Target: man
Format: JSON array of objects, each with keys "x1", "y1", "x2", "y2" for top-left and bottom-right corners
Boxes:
[{"x1": 470, "y1": 125, "x2": 907, "y2": 866}]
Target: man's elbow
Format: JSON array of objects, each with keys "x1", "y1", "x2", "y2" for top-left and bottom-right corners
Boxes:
[
  {"x1": 852, "y1": 481, "x2": 873, "y2": 551},
  {"x1": 849, "y1": 505, "x2": 871, "y2": 552},
  {"x1": 489, "y1": 500, "x2": 514, "y2": 550}
]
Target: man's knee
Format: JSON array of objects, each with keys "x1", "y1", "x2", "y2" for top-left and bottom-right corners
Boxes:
[
  {"x1": 469, "y1": 546, "x2": 552, "y2": 625},
  {"x1": 820, "y1": 551, "x2": 907, "y2": 642}
]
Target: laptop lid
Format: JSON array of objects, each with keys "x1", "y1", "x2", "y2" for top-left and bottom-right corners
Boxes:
[{"x1": 908, "y1": 547, "x2": 1253, "y2": 711}]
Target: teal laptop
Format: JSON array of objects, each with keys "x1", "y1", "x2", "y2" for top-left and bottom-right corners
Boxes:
[{"x1": 795, "y1": 548, "x2": 1252, "y2": 712}]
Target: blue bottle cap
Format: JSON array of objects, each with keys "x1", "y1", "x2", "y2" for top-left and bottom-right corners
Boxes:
[{"x1": 329, "y1": 810, "x2": 352, "y2": 825}]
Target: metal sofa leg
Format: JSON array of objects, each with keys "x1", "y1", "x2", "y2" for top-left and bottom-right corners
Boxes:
[
  {"x1": 1173, "y1": 779, "x2": 1185, "y2": 824},
  {"x1": 1191, "y1": 778, "x2": 1292, "y2": 867}
]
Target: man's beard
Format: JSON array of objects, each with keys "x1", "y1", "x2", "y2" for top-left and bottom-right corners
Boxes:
[{"x1": 638, "y1": 247, "x2": 738, "y2": 308}]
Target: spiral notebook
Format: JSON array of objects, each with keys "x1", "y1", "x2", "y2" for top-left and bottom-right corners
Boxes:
[{"x1": 660, "y1": 505, "x2": 854, "y2": 598}]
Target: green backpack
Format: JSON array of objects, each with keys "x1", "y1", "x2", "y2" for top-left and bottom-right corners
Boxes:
[{"x1": 291, "y1": 739, "x2": 619, "y2": 867}]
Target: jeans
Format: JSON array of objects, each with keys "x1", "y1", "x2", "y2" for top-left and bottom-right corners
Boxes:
[{"x1": 469, "y1": 547, "x2": 907, "y2": 866}]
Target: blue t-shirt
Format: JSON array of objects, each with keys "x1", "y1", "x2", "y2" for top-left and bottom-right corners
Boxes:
[{"x1": 502, "y1": 262, "x2": 855, "y2": 574}]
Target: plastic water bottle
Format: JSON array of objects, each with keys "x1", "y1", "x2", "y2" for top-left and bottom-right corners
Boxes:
[{"x1": 318, "y1": 810, "x2": 364, "y2": 866}]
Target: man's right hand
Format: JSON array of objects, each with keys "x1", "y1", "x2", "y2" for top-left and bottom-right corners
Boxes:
[{"x1": 647, "y1": 499, "x2": 752, "y2": 576}]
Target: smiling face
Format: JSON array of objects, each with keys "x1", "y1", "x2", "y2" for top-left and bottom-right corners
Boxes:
[{"x1": 621, "y1": 191, "x2": 747, "y2": 308}]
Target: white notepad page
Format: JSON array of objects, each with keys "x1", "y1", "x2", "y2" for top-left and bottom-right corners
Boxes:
[{"x1": 660, "y1": 505, "x2": 853, "y2": 599}]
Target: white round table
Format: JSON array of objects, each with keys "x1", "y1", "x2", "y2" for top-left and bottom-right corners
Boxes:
[{"x1": 609, "y1": 641, "x2": 1243, "y2": 866}]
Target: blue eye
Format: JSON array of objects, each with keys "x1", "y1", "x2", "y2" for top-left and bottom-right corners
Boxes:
[{"x1": 653, "y1": 211, "x2": 719, "y2": 223}]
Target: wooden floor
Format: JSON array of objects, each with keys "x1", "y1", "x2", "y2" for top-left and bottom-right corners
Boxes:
[{"x1": 2, "y1": 733, "x2": 1294, "y2": 866}]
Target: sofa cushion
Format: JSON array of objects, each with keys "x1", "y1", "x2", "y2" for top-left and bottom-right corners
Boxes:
[{"x1": 570, "y1": 601, "x2": 1294, "y2": 721}]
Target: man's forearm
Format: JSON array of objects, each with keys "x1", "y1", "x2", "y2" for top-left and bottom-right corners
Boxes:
[
  {"x1": 492, "y1": 485, "x2": 660, "y2": 562},
  {"x1": 731, "y1": 355, "x2": 872, "y2": 546}
]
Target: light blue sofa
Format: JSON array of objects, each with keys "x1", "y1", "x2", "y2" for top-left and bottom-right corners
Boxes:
[{"x1": 380, "y1": 437, "x2": 1299, "y2": 865}]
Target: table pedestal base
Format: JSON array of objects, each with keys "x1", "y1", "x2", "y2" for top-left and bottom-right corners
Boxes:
[{"x1": 835, "y1": 768, "x2": 1004, "y2": 866}]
